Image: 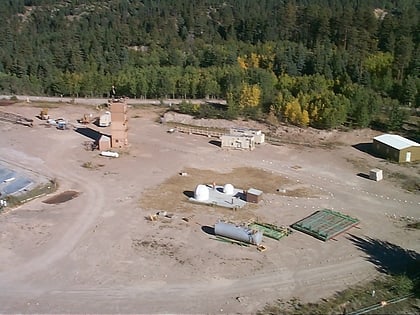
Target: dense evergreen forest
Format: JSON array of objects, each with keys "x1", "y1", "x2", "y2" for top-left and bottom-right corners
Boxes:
[{"x1": 0, "y1": 0, "x2": 419, "y2": 131}]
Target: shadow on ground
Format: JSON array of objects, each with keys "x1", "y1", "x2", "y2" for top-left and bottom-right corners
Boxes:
[
  {"x1": 209, "y1": 140, "x2": 221, "y2": 147},
  {"x1": 347, "y1": 234, "x2": 420, "y2": 296},
  {"x1": 348, "y1": 234, "x2": 419, "y2": 274},
  {"x1": 352, "y1": 143, "x2": 383, "y2": 158},
  {"x1": 357, "y1": 172, "x2": 370, "y2": 179},
  {"x1": 201, "y1": 225, "x2": 215, "y2": 235},
  {"x1": 183, "y1": 190, "x2": 194, "y2": 198}
]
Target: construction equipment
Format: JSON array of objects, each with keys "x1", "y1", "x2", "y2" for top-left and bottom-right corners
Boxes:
[
  {"x1": 39, "y1": 108, "x2": 49, "y2": 120},
  {"x1": 257, "y1": 244, "x2": 267, "y2": 252},
  {"x1": 57, "y1": 119, "x2": 67, "y2": 130},
  {"x1": 78, "y1": 113, "x2": 95, "y2": 124}
]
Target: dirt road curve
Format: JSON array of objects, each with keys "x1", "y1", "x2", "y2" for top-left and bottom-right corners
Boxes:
[
  {"x1": 0, "y1": 103, "x2": 418, "y2": 314},
  {"x1": 0, "y1": 148, "x2": 105, "y2": 283}
]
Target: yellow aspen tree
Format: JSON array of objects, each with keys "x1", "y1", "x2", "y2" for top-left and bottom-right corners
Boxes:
[
  {"x1": 249, "y1": 84, "x2": 261, "y2": 107},
  {"x1": 284, "y1": 98, "x2": 302, "y2": 124},
  {"x1": 237, "y1": 56, "x2": 248, "y2": 70},
  {"x1": 278, "y1": 73, "x2": 295, "y2": 90},
  {"x1": 300, "y1": 109, "x2": 310, "y2": 127},
  {"x1": 249, "y1": 53, "x2": 260, "y2": 68},
  {"x1": 309, "y1": 105, "x2": 319, "y2": 121},
  {"x1": 192, "y1": 103, "x2": 200, "y2": 113},
  {"x1": 283, "y1": 103, "x2": 293, "y2": 122},
  {"x1": 63, "y1": 72, "x2": 82, "y2": 97},
  {"x1": 239, "y1": 84, "x2": 251, "y2": 109},
  {"x1": 294, "y1": 94, "x2": 310, "y2": 126},
  {"x1": 364, "y1": 52, "x2": 393, "y2": 75},
  {"x1": 239, "y1": 83, "x2": 261, "y2": 109},
  {"x1": 260, "y1": 55, "x2": 274, "y2": 71}
]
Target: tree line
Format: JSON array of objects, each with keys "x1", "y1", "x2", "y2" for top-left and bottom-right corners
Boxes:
[{"x1": 0, "y1": 0, "x2": 418, "y2": 131}]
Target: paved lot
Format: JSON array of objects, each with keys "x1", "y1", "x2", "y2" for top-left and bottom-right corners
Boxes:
[{"x1": 0, "y1": 102, "x2": 418, "y2": 313}]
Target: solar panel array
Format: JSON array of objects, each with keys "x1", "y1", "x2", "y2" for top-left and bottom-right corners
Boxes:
[{"x1": 0, "y1": 164, "x2": 33, "y2": 197}]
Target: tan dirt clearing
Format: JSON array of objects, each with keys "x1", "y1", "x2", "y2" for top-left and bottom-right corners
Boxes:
[{"x1": 0, "y1": 102, "x2": 419, "y2": 314}]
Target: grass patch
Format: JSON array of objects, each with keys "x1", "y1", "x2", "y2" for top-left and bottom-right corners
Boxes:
[
  {"x1": 3, "y1": 179, "x2": 58, "y2": 208},
  {"x1": 321, "y1": 141, "x2": 345, "y2": 149},
  {"x1": 130, "y1": 103, "x2": 166, "y2": 111},
  {"x1": 29, "y1": 102, "x2": 60, "y2": 109},
  {"x1": 258, "y1": 274, "x2": 419, "y2": 315},
  {"x1": 81, "y1": 161, "x2": 104, "y2": 170},
  {"x1": 388, "y1": 171, "x2": 420, "y2": 193},
  {"x1": 401, "y1": 178, "x2": 420, "y2": 193},
  {"x1": 138, "y1": 167, "x2": 320, "y2": 222},
  {"x1": 407, "y1": 221, "x2": 420, "y2": 229}
]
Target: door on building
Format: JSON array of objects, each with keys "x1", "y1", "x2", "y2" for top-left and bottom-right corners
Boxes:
[{"x1": 405, "y1": 151, "x2": 411, "y2": 162}]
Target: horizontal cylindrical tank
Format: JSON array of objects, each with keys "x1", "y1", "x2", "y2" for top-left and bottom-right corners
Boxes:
[
  {"x1": 100, "y1": 151, "x2": 119, "y2": 158},
  {"x1": 215, "y1": 221, "x2": 263, "y2": 245}
]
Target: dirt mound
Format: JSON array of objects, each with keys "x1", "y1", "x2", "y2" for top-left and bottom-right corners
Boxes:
[
  {"x1": 43, "y1": 190, "x2": 80, "y2": 204},
  {"x1": 163, "y1": 112, "x2": 380, "y2": 146}
]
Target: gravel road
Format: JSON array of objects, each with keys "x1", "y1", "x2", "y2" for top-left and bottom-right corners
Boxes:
[{"x1": 0, "y1": 95, "x2": 225, "y2": 106}]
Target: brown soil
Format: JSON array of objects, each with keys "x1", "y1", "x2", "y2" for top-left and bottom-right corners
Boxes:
[
  {"x1": 0, "y1": 101, "x2": 418, "y2": 314},
  {"x1": 140, "y1": 167, "x2": 321, "y2": 221},
  {"x1": 43, "y1": 190, "x2": 80, "y2": 204}
]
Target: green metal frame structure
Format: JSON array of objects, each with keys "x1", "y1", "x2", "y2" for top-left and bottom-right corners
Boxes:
[
  {"x1": 291, "y1": 209, "x2": 359, "y2": 241},
  {"x1": 248, "y1": 222, "x2": 293, "y2": 240}
]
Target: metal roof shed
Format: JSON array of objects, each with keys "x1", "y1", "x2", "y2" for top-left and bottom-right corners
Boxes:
[
  {"x1": 246, "y1": 188, "x2": 263, "y2": 203},
  {"x1": 373, "y1": 134, "x2": 420, "y2": 162}
]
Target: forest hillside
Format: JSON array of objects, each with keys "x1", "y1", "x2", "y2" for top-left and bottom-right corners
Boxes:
[{"x1": 0, "y1": 0, "x2": 419, "y2": 132}]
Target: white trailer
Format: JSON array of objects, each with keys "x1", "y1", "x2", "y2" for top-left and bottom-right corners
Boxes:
[{"x1": 99, "y1": 111, "x2": 111, "y2": 127}]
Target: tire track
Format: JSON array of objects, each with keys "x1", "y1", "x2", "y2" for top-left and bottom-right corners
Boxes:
[{"x1": 0, "y1": 149, "x2": 105, "y2": 285}]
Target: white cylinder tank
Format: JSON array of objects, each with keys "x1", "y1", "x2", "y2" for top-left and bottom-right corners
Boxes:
[
  {"x1": 195, "y1": 184, "x2": 209, "y2": 201},
  {"x1": 223, "y1": 183, "x2": 234, "y2": 195},
  {"x1": 215, "y1": 221, "x2": 263, "y2": 245},
  {"x1": 100, "y1": 151, "x2": 119, "y2": 158}
]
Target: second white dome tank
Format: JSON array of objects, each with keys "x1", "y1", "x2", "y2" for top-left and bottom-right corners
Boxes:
[{"x1": 223, "y1": 183, "x2": 234, "y2": 195}]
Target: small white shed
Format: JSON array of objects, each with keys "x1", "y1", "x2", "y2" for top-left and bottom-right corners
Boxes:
[{"x1": 369, "y1": 168, "x2": 383, "y2": 181}]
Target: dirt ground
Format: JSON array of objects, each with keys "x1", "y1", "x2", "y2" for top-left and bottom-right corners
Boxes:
[{"x1": 0, "y1": 101, "x2": 419, "y2": 314}]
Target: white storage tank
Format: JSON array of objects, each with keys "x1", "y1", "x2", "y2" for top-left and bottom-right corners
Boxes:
[
  {"x1": 215, "y1": 221, "x2": 263, "y2": 245},
  {"x1": 195, "y1": 184, "x2": 209, "y2": 201},
  {"x1": 99, "y1": 111, "x2": 111, "y2": 127},
  {"x1": 223, "y1": 183, "x2": 234, "y2": 195},
  {"x1": 100, "y1": 151, "x2": 119, "y2": 158}
]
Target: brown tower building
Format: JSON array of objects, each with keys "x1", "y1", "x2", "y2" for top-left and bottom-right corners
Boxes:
[{"x1": 110, "y1": 99, "x2": 128, "y2": 148}]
